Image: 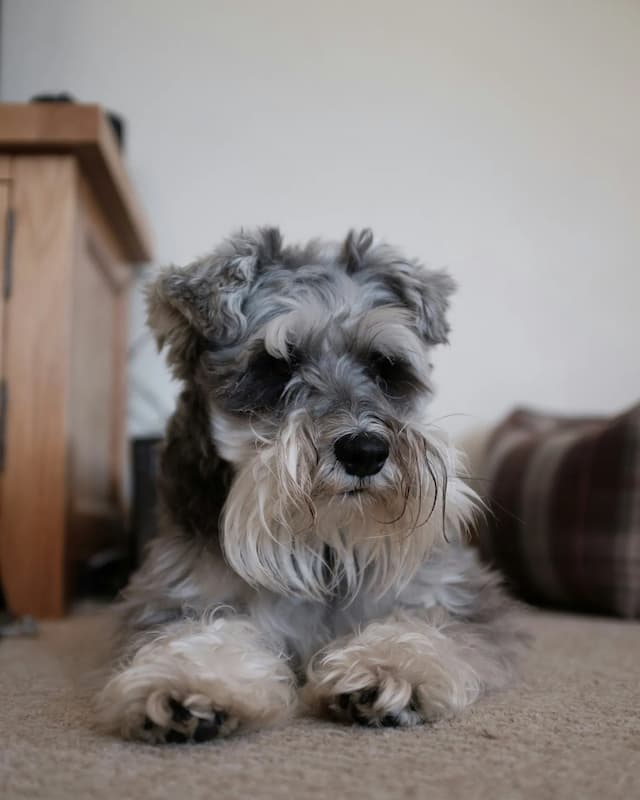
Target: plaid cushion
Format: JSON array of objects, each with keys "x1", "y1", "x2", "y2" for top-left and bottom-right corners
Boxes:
[{"x1": 478, "y1": 403, "x2": 640, "y2": 618}]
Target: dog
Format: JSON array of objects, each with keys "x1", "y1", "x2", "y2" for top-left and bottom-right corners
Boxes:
[{"x1": 97, "y1": 227, "x2": 523, "y2": 743}]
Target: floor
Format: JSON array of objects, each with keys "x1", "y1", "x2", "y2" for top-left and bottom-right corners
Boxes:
[{"x1": 1, "y1": 607, "x2": 639, "y2": 800}]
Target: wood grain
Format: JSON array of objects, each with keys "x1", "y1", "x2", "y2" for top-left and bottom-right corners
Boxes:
[
  {"x1": 0, "y1": 112, "x2": 151, "y2": 617},
  {"x1": 0, "y1": 166, "x2": 10, "y2": 542},
  {"x1": 0, "y1": 176, "x2": 9, "y2": 384},
  {"x1": 78, "y1": 171, "x2": 131, "y2": 516},
  {"x1": 0, "y1": 157, "x2": 76, "y2": 618},
  {"x1": 0, "y1": 104, "x2": 152, "y2": 263},
  {"x1": 67, "y1": 177, "x2": 130, "y2": 562}
]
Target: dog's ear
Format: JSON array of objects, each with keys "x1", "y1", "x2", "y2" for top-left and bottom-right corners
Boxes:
[
  {"x1": 342, "y1": 228, "x2": 374, "y2": 275},
  {"x1": 341, "y1": 229, "x2": 456, "y2": 346},
  {"x1": 146, "y1": 227, "x2": 283, "y2": 378},
  {"x1": 396, "y1": 265, "x2": 456, "y2": 346}
]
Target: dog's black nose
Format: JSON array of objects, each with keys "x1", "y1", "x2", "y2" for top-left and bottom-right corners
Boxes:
[{"x1": 334, "y1": 433, "x2": 389, "y2": 477}]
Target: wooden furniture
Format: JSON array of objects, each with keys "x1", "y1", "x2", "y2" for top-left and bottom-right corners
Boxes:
[{"x1": 0, "y1": 103, "x2": 153, "y2": 618}]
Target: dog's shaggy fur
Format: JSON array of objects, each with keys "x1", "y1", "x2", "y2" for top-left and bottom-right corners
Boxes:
[{"x1": 97, "y1": 228, "x2": 523, "y2": 743}]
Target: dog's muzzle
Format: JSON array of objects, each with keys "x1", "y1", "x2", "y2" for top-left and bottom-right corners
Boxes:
[{"x1": 334, "y1": 432, "x2": 389, "y2": 477}]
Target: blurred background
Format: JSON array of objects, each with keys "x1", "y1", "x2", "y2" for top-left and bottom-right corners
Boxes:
[{"x1": 0, "y1": 0, "x2": 639, "y2": 619}]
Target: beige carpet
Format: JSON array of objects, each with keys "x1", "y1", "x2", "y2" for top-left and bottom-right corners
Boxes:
[{"x1": 1, "y1": 608, "x2": 639, "y2": 800}]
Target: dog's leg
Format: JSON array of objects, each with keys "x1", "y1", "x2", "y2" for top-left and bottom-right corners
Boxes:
[
  {"x1": 305, "y1": 607, "x2": 521, "y2": 728},
  {"x1": 96, "y1": 615, "x2": 296, "y2": 743}
]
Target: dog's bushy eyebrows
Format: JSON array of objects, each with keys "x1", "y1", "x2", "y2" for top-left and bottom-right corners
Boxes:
[{"x1": 145, "y1": 227, "x2": 456, "y2": 380}]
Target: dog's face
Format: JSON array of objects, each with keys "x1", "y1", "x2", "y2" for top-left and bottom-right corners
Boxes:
[{"x1": 148, "y1": 228, "x2": 471, "y2": 599}]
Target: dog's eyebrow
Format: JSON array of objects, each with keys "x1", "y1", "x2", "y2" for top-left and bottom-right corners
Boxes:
[{"x1": 351, "y1": 307, "x2": 425, "y2": 363}]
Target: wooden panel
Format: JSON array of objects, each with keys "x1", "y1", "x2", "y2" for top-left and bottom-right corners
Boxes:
[
  {"x1": 68, "y1": 214, "x2": 127, "y2": 560},
  {"x1": 0, "y1": 172, "x2": 10, "y2": 538},
  {"x1": 78, "y1": 172, "x2": 131, "y2": 513},
  {"x1": 0, "y1": 104, "x2": 153, "y2": 262},
  {"x1": 71, "y1": 234, "x2": 116, "y2": 514},
  {"x1": 0, "y1": 156, "x2": 76, "y2": 618},
  {"x1": 0, "y1": 178, "x2": 9, "y2": 378},
  {"x1": 0, "y1": 156, "x2": 11, "y2": 180}
]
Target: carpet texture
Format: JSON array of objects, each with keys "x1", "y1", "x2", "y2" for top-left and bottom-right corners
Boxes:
[{"x1": 1, "y1": 608, "x2": 638, "y2": 800}]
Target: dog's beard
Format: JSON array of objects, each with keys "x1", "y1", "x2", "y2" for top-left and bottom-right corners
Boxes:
[{"x1": 220, "y1": 411, "x2": 478, "y2": 602}]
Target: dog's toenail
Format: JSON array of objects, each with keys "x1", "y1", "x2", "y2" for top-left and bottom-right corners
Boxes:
[
  {"x1": 143, "y1": 717, "x2": 154, "y2": 731},
  {"x1": 381, "y1": 714, "x2": 399, "y2": 727}
]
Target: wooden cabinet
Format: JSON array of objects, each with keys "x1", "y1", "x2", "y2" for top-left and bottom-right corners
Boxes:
[{"x1": 0, "y1": 104, "x2": 153, "y2": 618}]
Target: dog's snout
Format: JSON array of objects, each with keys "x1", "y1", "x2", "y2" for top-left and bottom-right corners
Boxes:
[{"x1": 334, "y1": 432, "x2": 389, "y2": 478}]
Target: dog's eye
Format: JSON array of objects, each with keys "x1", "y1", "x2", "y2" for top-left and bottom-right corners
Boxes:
[
  {"x1": 368, "y1": 352, "x2": 417, "y2": 398},
  {"x1": 239, "y1": 348, "x2": 297, "y2": 412}
]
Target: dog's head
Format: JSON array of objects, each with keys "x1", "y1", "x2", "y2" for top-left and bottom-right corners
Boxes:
[{"x1": 148, "y1": 228, "x2": 474, "y2": 600}]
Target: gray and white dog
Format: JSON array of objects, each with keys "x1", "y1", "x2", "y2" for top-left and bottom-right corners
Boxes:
[{"x1": 98, "y1": 227, "x2": 522, "y2": 743}]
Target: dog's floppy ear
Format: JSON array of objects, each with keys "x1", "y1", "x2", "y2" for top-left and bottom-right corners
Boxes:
[
  {"x1": 397, "y1": 264, "x2": 456, "y2": 346},
  {"x1": 146, "y1": 227, "x2": 283, "y2": 378}
]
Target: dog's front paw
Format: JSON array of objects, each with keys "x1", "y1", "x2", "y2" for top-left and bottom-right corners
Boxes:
[
  {"x1": 305, "y1": 616, "x2": 484, "y2": 728},
  {"x1": 97, "y1": 618, "x2": 297, "y2": 743},
  {"x1": 307, "y1": 661, "x2": 444, "y2": 729},
  {"x1": 331, "y1": 683, "x2": 424, "y2": 728},
  {"x1": 97, "y1": 667, "x2": 247, "y2": 744},
  {"x1": 306, "y1": 653, "x2": 430, "y2": 729},
  {"x1": 138, "y1": 693, "x2": 239, "y2": 744}
]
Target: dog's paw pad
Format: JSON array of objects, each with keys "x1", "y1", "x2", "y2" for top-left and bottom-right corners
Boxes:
[
  {"x1": 141, "y1": 697, "x2": 234, "y2": 744},
  {"x1": 330, "y1": 687, "x2": 423, "y2": 729}
]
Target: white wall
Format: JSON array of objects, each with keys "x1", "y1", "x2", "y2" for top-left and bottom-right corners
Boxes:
[{"x1": 2, "y1": 0, "x2": 639, "y2": 439}]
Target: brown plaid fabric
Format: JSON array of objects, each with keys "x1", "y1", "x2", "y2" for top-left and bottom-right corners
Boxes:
[{"x1": 478, "y1": 403, "x2": 640, "y2": 618}]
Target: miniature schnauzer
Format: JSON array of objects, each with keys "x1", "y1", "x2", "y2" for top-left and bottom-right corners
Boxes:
[{"x1": 97, "y1": 228, "x2": 522, "y2": 743}]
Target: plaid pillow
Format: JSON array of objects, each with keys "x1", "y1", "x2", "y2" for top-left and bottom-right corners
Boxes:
[{"x1": 478, "y1": 403, "x2": 640, "y2": 618}]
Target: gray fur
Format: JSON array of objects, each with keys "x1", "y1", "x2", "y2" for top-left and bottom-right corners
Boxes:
[
  {"x1": 147, "y1": 226, "x2": 454, "y2": 377},
  {"x1": 100, "y1": 228, "x2": 524, "y2": 743}
]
